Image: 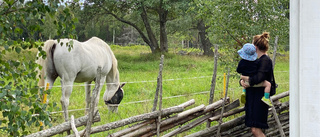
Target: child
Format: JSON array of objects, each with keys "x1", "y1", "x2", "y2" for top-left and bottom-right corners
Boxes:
[{"x1": 236, "y1": 43, "x2": 272, "y2": 106}]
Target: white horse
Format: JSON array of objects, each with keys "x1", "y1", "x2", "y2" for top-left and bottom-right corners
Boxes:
[{"x1": 37, "y1": 37, "x2": 125, "y2": 122}]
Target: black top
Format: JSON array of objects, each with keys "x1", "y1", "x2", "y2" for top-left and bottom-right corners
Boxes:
[
  {"x1": 249, "y1": 55, "x2": 273, "y2": 85},
  {"x1": 236, "y1": 59, "x2": 259, "y2": 76}
]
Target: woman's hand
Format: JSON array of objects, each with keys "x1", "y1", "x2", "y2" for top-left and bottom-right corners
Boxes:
[
  {"x1": 240, "y1": 75, "x2": 250, "y2": 88},
  {"x1": 240, "y1": 79, "x2": 249, "y2": 88},
  {"x1": 240, "y1": 75, "x2": 249, "y2": 82}
]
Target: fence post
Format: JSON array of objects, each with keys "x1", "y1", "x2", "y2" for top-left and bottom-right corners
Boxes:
[
  {"x1": 207, "y1": 44, "x2": 219, "y2": 128},
  {"x1": 272, "y1": 36, "x2": 279, "y2": 68},
  {"x1": 157, "y1": 55, "x2": 164, "y2": 137},
  {"x1": 152, "y1": 55, "x2": 164, "y2": 112},
  {"x1": 270, "y1": 35, "x2": 285, "y2": 137},
  {"x1": 216, "y1": 68, "x2": 230, "y2": 137},
  {"x1": 85, "y1": 66, "x2": 102, "y2": 137}
]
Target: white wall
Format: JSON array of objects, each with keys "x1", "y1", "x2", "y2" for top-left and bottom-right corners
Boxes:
[{"x1": 290, "y1": 0, "x2": 320, "y2": 136}]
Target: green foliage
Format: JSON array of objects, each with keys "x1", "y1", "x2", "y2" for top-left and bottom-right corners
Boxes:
[
  {"x1": 41, "y1": 13, "x2": 57, "y2": 39},
  {"x1": 0, "y1": 1, "x2": 76, "y2": 136},
  {"x1": 194, "y1": 0, "x2": 289, "y2": 45},
  {"x1": 190, "y1": 0, "x2": 289, "y2": 71}
]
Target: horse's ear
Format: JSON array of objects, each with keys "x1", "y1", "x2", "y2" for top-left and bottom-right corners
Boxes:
[{"x1": 120, "y1": 83, "x2": 126, "y2": 88}]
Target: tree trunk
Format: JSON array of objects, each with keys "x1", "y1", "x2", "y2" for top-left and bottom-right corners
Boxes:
[
  {"x1": 197, "y1": 19, "x2": 214, "y2": 56},
  {"x1": 98, "y1": 3, "x2": 160, "y2": 53},
  {"x1": 158, "y1": 3, "x2": 168, "y2": 53},
  {"x1": 140, "y1": 6, "x2": 160, "y2": 53}
]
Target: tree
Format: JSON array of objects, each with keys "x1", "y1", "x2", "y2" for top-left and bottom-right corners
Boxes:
[
  {"x1": 196, "y1": 0, "x2": 289, "y2": 47},
  {"x1": 193, "y1": 0, "x2": 289, "y2": 68},
  {"x1": 172, "y1": 9, "x2": 215, "y2": 56},
  {"x1": 82, "y1": 0, "x2": 190, "y2": 53},
  {"x1": 0, "y1": 0, "x2": 76, "y2": 136}
]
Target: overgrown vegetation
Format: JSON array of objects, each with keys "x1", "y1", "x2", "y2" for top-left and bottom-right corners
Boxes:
[
  {"x1": 1, "y1": 0, "x2": 289, "y2": 136},
  {"x1": 0, "y1": 1, "x2": 76, "y2": 136}
]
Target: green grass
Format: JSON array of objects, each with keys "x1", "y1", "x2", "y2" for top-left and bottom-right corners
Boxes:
[{"x1": 2, "y1": 45, "x2": 289, "y2": 136}]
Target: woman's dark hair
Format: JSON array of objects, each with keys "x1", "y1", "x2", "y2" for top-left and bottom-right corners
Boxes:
[{"x1": 253, "y1": 32, "x2": 270, "y2": 52}]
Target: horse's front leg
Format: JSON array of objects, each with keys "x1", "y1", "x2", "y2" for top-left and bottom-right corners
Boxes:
[
  {"x1": 60, "y1": 80, "x2": 74, "y2": 122},
  {"x1": 85, "y1": 81, "x2": 92, "y2": 114},
  {"x1": 94, "y1": 76, "x2": 106, "y2": 109}
]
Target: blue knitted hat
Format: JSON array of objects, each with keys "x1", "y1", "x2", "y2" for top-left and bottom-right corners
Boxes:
[{"x1": 237, "y1": 43, "x2": 257, "y2": 61}]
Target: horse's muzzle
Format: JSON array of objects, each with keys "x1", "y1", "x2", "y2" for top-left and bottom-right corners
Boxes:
[{"x1": 105, "y1": 102, "x2": 119, "y2": 113}]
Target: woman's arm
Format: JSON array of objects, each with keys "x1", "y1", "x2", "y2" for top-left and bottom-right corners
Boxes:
[{"x1": 249, "y1": 56, "x2": 272, "y2": 86}]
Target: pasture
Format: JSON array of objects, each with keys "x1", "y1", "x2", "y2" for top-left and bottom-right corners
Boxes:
[{"x1": 2, "y1": 45, "x2": 289, "y2": 136}]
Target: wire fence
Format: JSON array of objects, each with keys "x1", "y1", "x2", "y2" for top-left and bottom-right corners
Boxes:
[
  {"x1": 39, "y1": 71, "x2": 289, "y2": 88},
  {"x1": 39, "y1": 71, "x2": 289, "y2": 115}
]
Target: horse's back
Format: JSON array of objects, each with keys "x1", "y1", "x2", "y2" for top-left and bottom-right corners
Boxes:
[
  {"x1": 83, "y1": 37, "x2": 107, "y2": 47},
  {"x1": 50, "y1": 37, "x2": 114, "y2": 83}
]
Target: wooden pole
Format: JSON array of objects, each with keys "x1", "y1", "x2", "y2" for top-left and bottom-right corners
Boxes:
[
  {"x1": 152, "y1": 55, "x2": 164, "y2": 111},
  {"x1": 207, "y1": 44, "x2": 218, "y2": 128},
  {"x1": 85, "y1": 66, "x2": 102, "y2": 137},
  {"x1": 216, "y1": 68, "x2": 230, "y2": 137},
  {"x1": 163, "y1": 99, "x2": 236, "y2": 137},
  {"x1": 157, "y1": 55, "x2": 164, "y2": 137},
  {"x1": 124, "y1": 105, "x2": 206, "y2": 137},
  {"x1": 67, "y1": 100, "x2": 194, "y2": 137},
  {"x1": 272, "y1": 36, "x2": 279, "y2": 68},
  {"x1": 26, "y1": 112, "x2": 101, "y2": 137},
  {"x1": 186, "y1": 115, "x2": 246, "y2": 137},
  {"x1": 108, "y1": 120, "x2": 155, "y2": 137},
  {"x1": 270, "y1": 36, "x2": 285, "y2": 137},
  {"x1": 186, "y1": 93, "x2": 289, "y2": 137},
  {"x1": 270, "y1": 99, "x2": 286, "y2": 137},
  {"x1": 209, "y1": 44, "x2": 219, "y2": 104},
  {"x1": 70, "y1": 115, "x2": 80, "y2": 137}
]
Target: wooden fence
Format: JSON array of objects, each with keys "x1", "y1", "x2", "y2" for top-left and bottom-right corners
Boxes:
[{"x1": 27, "y1": 91, "x2": 289, "y2": 137}]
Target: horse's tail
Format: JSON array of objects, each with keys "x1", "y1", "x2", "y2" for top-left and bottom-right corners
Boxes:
[
  {"x1": 111, "y1": 53, "x2": 118, "y2": 80},
  {"x1": 36, "y1": 53, "x2": 45, "y2": 88},
  {"x1": 37, "y1": 40, "x2": 58, "y2": 89}
]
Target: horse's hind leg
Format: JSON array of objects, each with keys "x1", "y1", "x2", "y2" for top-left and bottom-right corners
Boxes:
[{"x1": 60, "y1": 79, "x2": 74, "y2": 123}]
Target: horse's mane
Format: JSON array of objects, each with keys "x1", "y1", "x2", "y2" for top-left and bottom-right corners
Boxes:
[{"x1": 110, "y1": 48, "x2": 118, "y2": 81}]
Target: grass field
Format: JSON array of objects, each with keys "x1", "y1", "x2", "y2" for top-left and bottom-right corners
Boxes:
[{"x1": 2, "y1": 45, "x2": 289, "y2": 136}]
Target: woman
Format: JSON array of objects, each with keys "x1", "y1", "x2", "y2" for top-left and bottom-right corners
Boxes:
[{"x1": 240, "y1": 32, "x2": 274, "y2": 137}]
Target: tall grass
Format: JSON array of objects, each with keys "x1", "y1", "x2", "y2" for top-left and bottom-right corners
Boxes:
[{"x1": 2, "y1": 45, "x2": 289, "y2": 136}]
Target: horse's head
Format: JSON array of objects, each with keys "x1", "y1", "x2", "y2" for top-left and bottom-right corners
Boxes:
[{"x1": 104, "y1": 83, "x2": 125, "y2": 112}]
